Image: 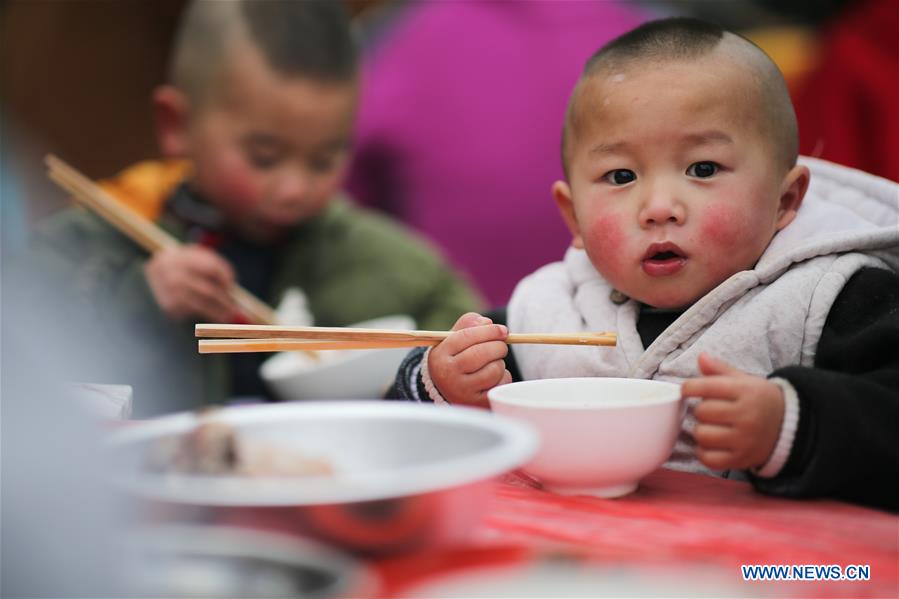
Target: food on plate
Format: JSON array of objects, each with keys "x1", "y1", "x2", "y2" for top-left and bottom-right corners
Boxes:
[{"x1": 144, "y1": 409, "x2": 333, "y2": 477}]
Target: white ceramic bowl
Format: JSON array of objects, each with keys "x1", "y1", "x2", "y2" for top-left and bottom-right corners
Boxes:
[
  {"x1": 108, "y1": 401, "x2": 538, "y2": 554},
  {"x1": 260, "y1": 315, "x2": 415, "y2": 401},
  {"x1": 488, "y1": 378, "x2": 684, "y2": 498}
]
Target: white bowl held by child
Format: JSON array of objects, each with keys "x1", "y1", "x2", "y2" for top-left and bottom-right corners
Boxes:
[{"x1": 488, "y1": 377, "x2": 684, "y2": 498}]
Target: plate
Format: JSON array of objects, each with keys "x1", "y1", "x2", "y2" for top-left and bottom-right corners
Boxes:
[{"x1": 108, "y1": 401, "x2": 538, "y2": 553}]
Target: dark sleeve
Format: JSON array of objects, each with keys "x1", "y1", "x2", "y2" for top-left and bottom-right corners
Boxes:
[
  {"x1": 384, "y1": 308, "x2": 522, "y2": 401},
  {"x1": 750, "y1": 267, "x2": 899, "y2": 512}
]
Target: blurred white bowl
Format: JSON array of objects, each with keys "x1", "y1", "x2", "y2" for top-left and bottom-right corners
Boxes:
[
  {"x1": 488, "y1": 378, "x2": 684, "y2": 498},
  {"x1": 108, "y1": 401, "x2": 538, "y2": 554},
  {"x1": 260, "y1": 315, "x2": 415, "y2": 401},
  {"x1": 125, "y1": 524, "x2": 376, "y2": 599}
]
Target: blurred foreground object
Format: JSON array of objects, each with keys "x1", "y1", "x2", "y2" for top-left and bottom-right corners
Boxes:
[
  {"x1": 68, "y1": 383, "x2": 134, "y2": 420},
  {"x1": 1, "y1": 274, "x2": 130, "y2": 596},
  {"x1": 124, "y1": 524, "x2": 377, "y2": 598}
]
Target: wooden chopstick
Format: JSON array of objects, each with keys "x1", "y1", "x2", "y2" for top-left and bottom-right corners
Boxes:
[
  {"x1": 199, "y1": 338, "x2": 427, "y2": 354},
  {"x1": 45, "y1": 154, "x2": 279, "y2": 327},
  {"x1": 196, "y1": 324, "x2": 617, "y2": 354}
]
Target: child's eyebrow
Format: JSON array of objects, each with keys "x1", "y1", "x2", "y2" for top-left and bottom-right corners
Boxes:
[
  {"x1": 316, "y1": 136, "x2": 351, "y2": 153},
  {"x1": 588, "y1": 141, "x2": 629, "y2": 157},
  {"x1": 587, "y1": 131, "x2": 734, "y2": 157},
  {"x1": 682, "y1": 131, "x2": 733, "y2": 146},
  {"x1": 242, "y1": 132, "x2": 284, "y2": 148},
  {"x1": 241, "y1": 133, "x2": 349, "y2": 154}
]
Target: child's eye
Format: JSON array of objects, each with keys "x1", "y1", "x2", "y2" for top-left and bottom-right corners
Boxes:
[
  {"x1": 686, "y1": 161, "x2": 719, "y2": 178},
  {"x1": 602, "y1": 169, "x2": 637, "y2": 185},
  {"x1": 247, "y1": 152, "x2": 281, "y2": 170},
  {"x1": 308, "y1": 155, "x2": 339, "y2": 173}
]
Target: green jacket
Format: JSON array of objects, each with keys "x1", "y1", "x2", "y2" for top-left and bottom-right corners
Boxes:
[{"x1": 20, "y1": 171, "x2": 481, "y2": 414}]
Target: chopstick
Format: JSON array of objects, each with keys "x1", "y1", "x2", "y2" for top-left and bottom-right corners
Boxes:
[
  {"x1": 196, "y1": 324, "x2": 617, "y2": 354},
  {"x1": 198, "y1": 339, "x2": 427, "y2": 354},
  {"x1": 44, "y1": 154, "x2": 278, "y2": 327}
]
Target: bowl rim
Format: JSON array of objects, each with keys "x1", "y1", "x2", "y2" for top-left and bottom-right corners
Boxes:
[
  {"x1": 259, "y1": 344, "x2": 409, "y2": 383},
  {"x1": 107, "y1": 401, "x2": 539, "y2": 506},
  {"x1": 487, "y1": 377, "x2": 682, "y2": 409},
  {"x1": 259, "y1": 314, "x2": 416, "y2": 383}
]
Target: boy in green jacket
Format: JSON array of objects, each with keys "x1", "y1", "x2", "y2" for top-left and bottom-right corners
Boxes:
[{"x1": 20, "y1": 1, "x2": 481, "y2": 414}]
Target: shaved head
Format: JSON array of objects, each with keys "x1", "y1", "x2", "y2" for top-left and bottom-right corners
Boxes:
[
  {"x1": 168, "y1": 0, "x2": 357, "y2": 108},
  {"x1": 168, "y1": 0, "x2": 242, "y2": 106},
  {"x1": 561, "y1": 18, "x2": 798, "y2": 177}
]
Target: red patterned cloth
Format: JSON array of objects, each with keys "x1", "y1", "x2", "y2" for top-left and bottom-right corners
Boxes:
[
  {"x1": 376, "y1": 469, "x2": 898, "y2": 598},
  {"x1": 793, "y1": 0, "x2": 899, "y2": 181}
]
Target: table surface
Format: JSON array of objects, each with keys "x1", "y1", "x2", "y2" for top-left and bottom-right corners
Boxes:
[{"x1": 372, "y1": 469, "x2": 898, "y2": 598}]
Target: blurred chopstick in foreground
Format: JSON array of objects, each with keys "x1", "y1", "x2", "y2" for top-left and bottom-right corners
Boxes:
[
  {"x1": 196, "y1": 324, "x2": 617, "y2": 354},
  {"x1": 44, "y1": 154, "x2": 278, "y2": 327}
]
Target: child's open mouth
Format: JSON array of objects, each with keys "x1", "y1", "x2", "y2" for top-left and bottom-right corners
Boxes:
[{"x1": 642, "y1": 242, "x2": 687, "y2": 276}]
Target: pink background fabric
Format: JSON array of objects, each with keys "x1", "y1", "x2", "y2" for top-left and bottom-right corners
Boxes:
[{"x1": 347, "y1": 1, "x2": 650, "y2": 305}]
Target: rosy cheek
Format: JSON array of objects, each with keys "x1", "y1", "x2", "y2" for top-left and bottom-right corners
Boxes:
[
  {"x1": 697, "y1": 202, "x2": 745, "y2": 250},
  {"x1": 582, "y1": 213, "x2": 627, "y2": 279},
  {"x1": 204, "y1": 155, "x2": 261, "y2": 210}
]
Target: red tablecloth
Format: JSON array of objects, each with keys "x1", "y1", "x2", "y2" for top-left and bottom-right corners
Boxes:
[{"x1": 374, "y1": 469, "x2": 898, "y2": 598}]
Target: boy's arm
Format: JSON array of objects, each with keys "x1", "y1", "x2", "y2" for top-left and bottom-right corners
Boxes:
[
  {"x1": 386, "y1": 346, "x2": 430, "y2": 401},
  {"x1": 412, "y1": 265, "x2": 486, "y2": 331},
  {"x1": 751, "y1": 267, "x2": 899, "y2": 511},
  {"x1": 290, "y1": 200, "x2": 484, "y2": 330}
]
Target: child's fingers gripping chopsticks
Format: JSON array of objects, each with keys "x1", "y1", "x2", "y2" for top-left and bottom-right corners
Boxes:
[
  {"x1": 440, "y1": 313, "x2": 509, "y2": 356},
  {"x1": 146, "y1": 245, "x2": 239, "y2": 322},
  {"x1": 428, "y1": 313, "x2": 510, "y2": 407}
]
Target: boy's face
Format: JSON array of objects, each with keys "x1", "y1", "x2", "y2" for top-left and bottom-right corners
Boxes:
[
  {"x1": 166, "y1": 43, "x2": 357, "y2": 241},
  {"x1": 556, "y1": 52, "x2": 805, "y2": 309}
]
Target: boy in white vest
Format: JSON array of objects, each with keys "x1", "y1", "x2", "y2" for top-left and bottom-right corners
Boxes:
[{"x1": 391, "y1": 18, "x2": 899, "y2": 510}]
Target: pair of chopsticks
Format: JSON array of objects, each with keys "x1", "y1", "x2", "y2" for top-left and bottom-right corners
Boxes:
[
  {"x1": 45, "y1": 154, "x2": 280, "y2": 327},
  {"x1": 195, "y1": 323, "x2": 617, "y2": 354}
]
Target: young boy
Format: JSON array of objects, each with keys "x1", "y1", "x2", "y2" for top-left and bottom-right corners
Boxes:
[
  {"x1": 392, "y1": 18, "x2": 899, "y2": 510},
  {"x1": 20, "y1": 1, "x2": 481, "y2": 415}
]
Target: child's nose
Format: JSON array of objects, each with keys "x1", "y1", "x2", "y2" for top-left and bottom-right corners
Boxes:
[
  {"x1": 638, "y1": 188, "x2": 685, "y2": 227},
  {"x1": 274, "y1": 168, "x2": 312, "y2": 203}
]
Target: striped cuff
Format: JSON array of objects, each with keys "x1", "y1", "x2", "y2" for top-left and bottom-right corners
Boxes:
[
  {"x1": 409, "y1": 360, "x2": 423, "y2": 402},
  {"x1": 420, "y1": 348, "x2": 450, "y2": 405},
  {"x1": 753, "y1": 377, "x2": 800, "y2": 478}
]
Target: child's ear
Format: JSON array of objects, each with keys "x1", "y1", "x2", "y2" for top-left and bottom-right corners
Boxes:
[
  {"x1": 775, "y1": 164, "x2": 810, "y2": 231},
  {"x1": 152, "y1": 85, "x2": 191, "y2": 158},
  {"x1": 552, "y1": 180, "x2": 584, "y2": 249}
]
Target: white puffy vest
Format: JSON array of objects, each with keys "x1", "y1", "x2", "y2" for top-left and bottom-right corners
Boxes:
[{"x1": 509, "y1": 157, "x2": 899, "y2": 474}]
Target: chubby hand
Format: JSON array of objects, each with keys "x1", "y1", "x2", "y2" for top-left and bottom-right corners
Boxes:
[
  {"x1": 145, "y1": 245, "x2": 241, "y2": 322},
  {"x1": 427, "y1": 312, "x2": 511, "y2": 408},
  {"x1": 680, "y1": 353, "x2": 785, "y2": 471}
]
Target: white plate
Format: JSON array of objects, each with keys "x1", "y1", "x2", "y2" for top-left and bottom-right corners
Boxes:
[{"x1": 108, "y1": 401, "x2": 538, "y2": 506}]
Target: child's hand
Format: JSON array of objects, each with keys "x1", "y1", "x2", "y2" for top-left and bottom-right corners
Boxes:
[
  {"x1": 427, "y1": 312, "x2": 511, "y2": 408},
  {"x1": 680, "y1": 353, "x2": 785, "y2": 471},
  {"x1": 145, "y1": 245, "x2": 240, "y2": 322}
]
